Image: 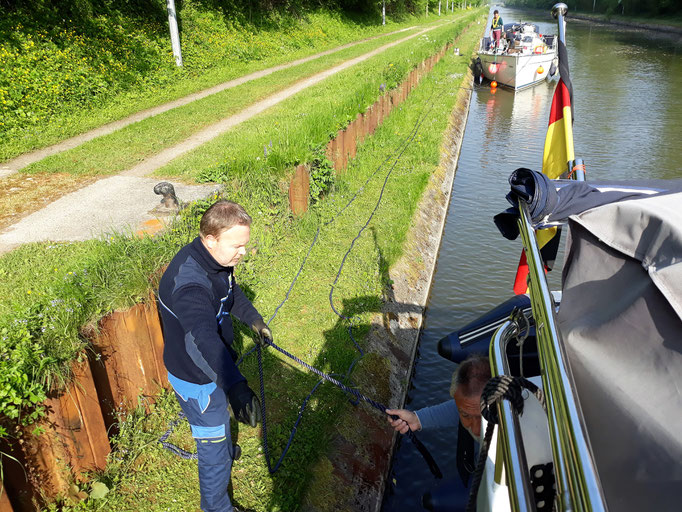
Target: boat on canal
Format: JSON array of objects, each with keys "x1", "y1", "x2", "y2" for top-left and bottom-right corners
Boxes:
[
  {"x1": 477, "y1": 22, "x2": 558, "y2": 90},
  {"x1": 429, "y1": 4, "x2": 682, "y2": 511}
]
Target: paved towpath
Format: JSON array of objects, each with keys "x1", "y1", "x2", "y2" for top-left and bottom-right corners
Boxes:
[{"x1": 0, "y1": 18, "x2": 456, "y2": 254}]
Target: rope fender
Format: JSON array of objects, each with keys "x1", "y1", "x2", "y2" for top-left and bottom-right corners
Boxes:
[{"x1": 465, "y1": 375, "x2": 546, "y2": 512}]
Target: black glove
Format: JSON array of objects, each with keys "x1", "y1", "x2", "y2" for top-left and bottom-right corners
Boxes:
[
  {"x1": 227, "y1": 381, "x2": 261, "y2": 427},
  {"x1": 251, "y1": 318, "x2": 273, "y2": 346}
]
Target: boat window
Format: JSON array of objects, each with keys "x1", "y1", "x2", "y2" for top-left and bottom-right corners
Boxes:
[{"x1": 523, "y1": 36, "x2": 533, "y2": 43}]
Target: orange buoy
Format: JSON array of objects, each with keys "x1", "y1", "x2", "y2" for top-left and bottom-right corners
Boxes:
[
  {"x1": 537, "y1": 66, "x2": 544, "y2": 74},
  {"x1": 491, "y1": 80, "x2": 498, "y2": 89}
]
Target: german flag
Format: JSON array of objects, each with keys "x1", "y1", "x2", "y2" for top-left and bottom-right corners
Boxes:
[
  {"x1": 542, "y1": 37, "x2": 574, "y2": 179},
  {"x1": 513, "y1": 36, "x2": 574, "y2": 295}
]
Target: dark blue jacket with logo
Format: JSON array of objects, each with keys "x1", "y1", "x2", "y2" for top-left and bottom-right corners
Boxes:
[{"x1": 158, "y1": 237, "x2": 263, "y2": 392}]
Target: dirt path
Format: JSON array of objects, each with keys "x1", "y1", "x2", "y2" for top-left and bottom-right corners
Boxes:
[
  {"x1": 0, "y1": 19, "x2": 457, "y2": 254},
  {"x1": 0, "y1": 26, "x2": 417, "y2": 179}
]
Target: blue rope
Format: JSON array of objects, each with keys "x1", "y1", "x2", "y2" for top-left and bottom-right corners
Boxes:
[
  {"x1": 253, "y1": 80, "x2": 445, "y2": 475},
  {"x1": 162, "y1": 74, "x2": 449, "y2": 479}
]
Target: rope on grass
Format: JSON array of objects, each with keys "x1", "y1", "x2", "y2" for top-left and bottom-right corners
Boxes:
[
  {"x1": 253, "y1": 78, "x2": 447, "y2": 476},
  {"x1": 159, "y1": 411, "x2": 197, "y2": 460},
  {"x1": 161, "y1": 72, "x2": 458, "y2": 478}
]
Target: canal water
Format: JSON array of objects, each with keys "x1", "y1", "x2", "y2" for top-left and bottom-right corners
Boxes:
[{"x1": 381, "y1": 6, "x2": 682, "y2": 511}]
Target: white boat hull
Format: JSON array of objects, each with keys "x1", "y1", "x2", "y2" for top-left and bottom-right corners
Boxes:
[{"x1": 478, "y1": 51, "x2": 557, "y2": 90}]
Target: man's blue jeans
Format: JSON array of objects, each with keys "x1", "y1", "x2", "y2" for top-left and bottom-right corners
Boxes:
[{"x1": 172, "y1": 381, "x2": 235, "y2": 512}]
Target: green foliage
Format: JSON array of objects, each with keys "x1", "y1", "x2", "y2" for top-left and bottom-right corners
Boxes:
[
  {"x1": 0, "y1": 324, "x2": 48, "y2": 425},
  {"x1": 309, "y1": 146, "x2": 335, "y2": 202},
  {"x1": 0, "y1": 0, "x2": 443, "y2": 160}
]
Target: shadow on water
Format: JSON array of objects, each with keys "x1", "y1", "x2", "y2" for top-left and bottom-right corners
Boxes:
[{"x1": 382, "y1": 6, "x2": 682, "y2": 511}]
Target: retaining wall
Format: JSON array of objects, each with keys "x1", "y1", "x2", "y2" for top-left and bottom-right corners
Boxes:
[{"x1": 289, "y1": 42, "x2": 454, "y2": 215}]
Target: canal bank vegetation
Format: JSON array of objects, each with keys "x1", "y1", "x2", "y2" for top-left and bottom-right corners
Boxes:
[
  {"x1": 0, "y1": 0, "x2": 480, "y2": 162},
  {"x1": 20, "y1": 18, "x2": 465, "y2": 181},
  {"x1": 0, "y1": 7, "x2": 485, "y2": 509},
  {"x1": 506, "y1": 0, "x2": 682, "y2": 21}
]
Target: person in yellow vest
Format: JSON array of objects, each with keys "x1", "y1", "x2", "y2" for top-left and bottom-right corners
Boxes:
[{"x1": 490, "y1": 10, "x2": 504, "y2": 51}]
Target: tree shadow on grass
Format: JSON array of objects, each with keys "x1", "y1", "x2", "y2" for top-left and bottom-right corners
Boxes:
[{"x1": 234, "y1": 226, "x2": 428, "y2": 510}]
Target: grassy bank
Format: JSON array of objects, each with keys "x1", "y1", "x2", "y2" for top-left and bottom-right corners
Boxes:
[
  {"x1": 0, "y1": 1, "x2": 435, "y2": 161},
  {"x1": 158, "y1": 18, "x2": 474, "y2": 182},
  {"x1": 22, "y1": 15, "x2": 484, "y2": 510},
  {"x1": 0, "y1": 13, "x2": 470, "y2": 230},
  {"x1": 18, "y1": 21, "x2": 434, "y2": 178}
]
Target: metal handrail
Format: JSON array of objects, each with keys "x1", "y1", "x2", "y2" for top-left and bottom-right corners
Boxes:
[
  {"x1": 489, "y1": 320, "x2": 537, "y2": 512},
  {"x1": 517, "y1": 201, "x2": 607, "y2": 512}
]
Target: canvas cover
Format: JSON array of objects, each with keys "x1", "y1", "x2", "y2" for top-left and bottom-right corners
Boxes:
[{"x1": 557, "y1": 192, "x2": 682, "y2": 511}]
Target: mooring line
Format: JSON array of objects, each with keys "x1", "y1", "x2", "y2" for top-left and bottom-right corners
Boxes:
[
  {"x1": 162, "y1": 62, "x2": 464, "y2": 478},
  {"x1": 253, "y1": 76, "x2": 450, "y2": 476}
]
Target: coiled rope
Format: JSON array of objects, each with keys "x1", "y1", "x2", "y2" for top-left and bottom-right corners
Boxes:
[{"x1": 464, "y1": 375, "x2": 546, "y2": 512}]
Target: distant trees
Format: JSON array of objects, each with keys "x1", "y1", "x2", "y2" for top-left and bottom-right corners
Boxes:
[{"x1": 0, "y1": 0, "x2": 484, "y2": 21}]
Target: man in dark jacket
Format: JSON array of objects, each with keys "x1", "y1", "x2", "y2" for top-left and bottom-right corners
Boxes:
[{"x1": 158, "y1": 200, "x2": 271, "y2": 512}]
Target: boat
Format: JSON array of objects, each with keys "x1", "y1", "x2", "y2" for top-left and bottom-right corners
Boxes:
[
  {"x1": 476, "y1": 21, "x2": 558, "y2": 90},
  {"x1": 432, "y1": 163, "x2": 682, "y2": 512},
  {"x1": 428, "y1": 4, "x2": 682, "y2": 511}
]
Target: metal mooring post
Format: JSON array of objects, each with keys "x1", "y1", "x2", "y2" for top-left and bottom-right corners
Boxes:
[{"x1": 167, "y1": 0, "x2": 183, "y2": 66}]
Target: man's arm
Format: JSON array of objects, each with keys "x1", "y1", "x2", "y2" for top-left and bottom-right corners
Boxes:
[
  {"x1": 414, "y1": 400, "x2": 459, "y2": 430},
  {"x1": 172, "y1": 283, "x2": 246, "y2": 391},
  {"x1": 231, "y1": 280, "x2": 264, "y2": 327}
]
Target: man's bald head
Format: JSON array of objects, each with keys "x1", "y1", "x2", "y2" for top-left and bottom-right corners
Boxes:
[{"x1": 450, "y1": 353, "x2": 490, "y2": 399}]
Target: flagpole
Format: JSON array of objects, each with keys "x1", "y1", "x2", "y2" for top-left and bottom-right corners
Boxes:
[
  {"x1": 552, "y1": 3, "x2": 567, "y2": 46},
  {"x1": 552, "y1": 3, "x2": 585, "y2": 182}
]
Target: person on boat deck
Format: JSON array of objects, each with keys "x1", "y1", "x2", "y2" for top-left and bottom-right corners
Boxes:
[
  {"x1": 158, "y1": 200, "x2": 272, "y2": 512},
  {"x1": 386, "y1": 353, "x2": 490, "y2": 441},
  {"x1": 490, "y1": 10, "x2": 504, "y2": 50}
]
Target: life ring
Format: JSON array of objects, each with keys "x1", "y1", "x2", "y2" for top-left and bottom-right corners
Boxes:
[{"x1": 534, "y1": 45, "x2": 545, "y2": 54}]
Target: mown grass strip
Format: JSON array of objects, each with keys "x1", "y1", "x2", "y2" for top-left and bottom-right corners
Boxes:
[
  {"x1": 156, "y1": 15, "x2": 478, "y2": 183},
  {"x1": 33, "y1": 16, "x2": 484, "y2": 511},
  {"x1": 18, "y1": 22, "x2": 433, "y2": 177},
  {"x1": 0, "y1": 6, "x2": 453, "y2": 161}
]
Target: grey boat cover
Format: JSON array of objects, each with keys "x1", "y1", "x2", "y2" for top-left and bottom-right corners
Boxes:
[
  {"x1": 495, "y1": 169, "x2": 682, "y2": 509},
  {"x1": 558, "y1": 191, "x2": 682, "y2": 511}
]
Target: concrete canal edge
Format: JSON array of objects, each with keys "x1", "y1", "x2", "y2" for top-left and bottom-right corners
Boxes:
[
  {"x1": 568, "y1": 12, "x2": 682, "y2": 35},
  {"x1": 304, "y1": 65, "x2": 475, "y2": 512}
]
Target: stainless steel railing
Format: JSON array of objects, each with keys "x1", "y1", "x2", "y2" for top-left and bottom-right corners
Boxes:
[
  {"x1": 489, "y1": 320, "x2": 537, "y2": 512},
  {"x1": 487, "y1": 202, "x2": 608, "y2": 511},
  {"x1": 515, "y1": 201, "x2": 607, "y2": 512}
]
